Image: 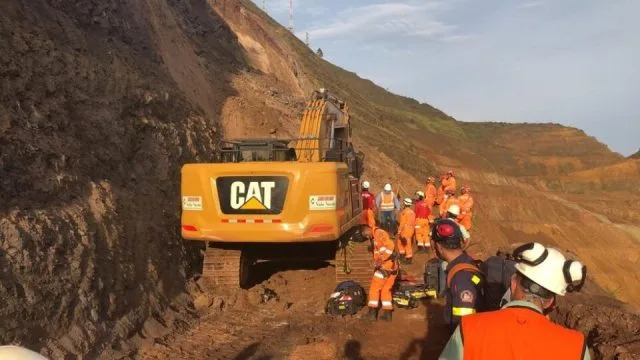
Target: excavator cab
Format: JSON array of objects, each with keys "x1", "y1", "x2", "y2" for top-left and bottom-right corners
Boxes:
[{"x1": 217, "y1": 139, "x2": 297, "y2": 163}]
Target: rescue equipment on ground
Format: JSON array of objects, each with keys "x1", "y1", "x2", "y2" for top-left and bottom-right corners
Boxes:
[{"x1": 325, "y1": 280, "x2": 366, "y2": 316}]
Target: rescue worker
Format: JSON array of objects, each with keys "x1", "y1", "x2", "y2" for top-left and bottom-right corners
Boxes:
[
  {"x1": 435, "y1": 174, "x2": 446, "y2": 206},
  {"x1": 361, "y1": 181, "x2": 376, "y2": 228},
  {"x1": 414, "y1": 191, "x2": 432, "y2": 253},
  {"x1": 439, "y1": 242, "x2": 590, "y2": 360},
  {"x1": 446, "y1": 205, "x2": 470, "y2": 247},
  {"x1": 457, "y1": 186, "x2": 474, "y2": 231},
  {"x1": 430, "y1": 218, "x2": 483, "y2": 333},
  {"x1": 439, "y1": 188, "x2": 459, "y2": 218},
  {"x1": 375, "y1": 183, "x2": 400, "y2": 235},
  {"x1": 398, "y1": 198, "x2": 416, "y2": 264},
  {"x1": 442, "y1": 169, "x2": 457, "y2": 193},
  {"x1": 360, "y1": 224, "x2": 399, "y2": 321},
  {"x1": 424, "y1": 177, "x2": 437, "y2": 210}
]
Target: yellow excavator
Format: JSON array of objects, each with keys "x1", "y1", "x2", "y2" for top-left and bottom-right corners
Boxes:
[{"x1": 181, "y1": 89, "x2": 372, "y2": 288}]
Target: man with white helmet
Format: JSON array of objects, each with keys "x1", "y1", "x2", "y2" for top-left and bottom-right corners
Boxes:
[
  {"x1": 439, "y1": 242, "x2": 590, "y2": 360},
  {"x1": 414, "y1": 191, "x2": 432, "y2": 253},
  {"x1": 375, "y1": 183, "x2": 400, "y2": 235},
  {"x1": 397, "y1": 197, "x2": 416, "y2": 264},
  {"x1": 0, "y1": 345, "x2": 48, "y2": 360},
  {"x1": 446, "y1": 204, "x2": 470, "y2": 246},
  {"x1": 360, "y1": 181, "x2": 376, "y2": 228}
]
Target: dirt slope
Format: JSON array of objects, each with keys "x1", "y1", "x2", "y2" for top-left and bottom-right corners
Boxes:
[{"x1": 1, "y1": 0, "x2": 639, "y2": 359}]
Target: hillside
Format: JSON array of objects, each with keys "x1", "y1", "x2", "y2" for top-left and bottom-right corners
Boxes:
[
  {"x1": 1, "y1": 0, "x2": 639, "y2": 358},
  {"x1": 631, "y1": 150, "x2": 640, "y2": 159}
]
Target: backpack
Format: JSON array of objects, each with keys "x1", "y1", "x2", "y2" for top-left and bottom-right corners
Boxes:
[
  {"x1": 445, "y1": 253, "x2": 516, "y2": 312},
  {"x1": 392, "y1": 274, "x2": 432, "y2": 309},
  {"x1": 325, "y1": 280, "x2": 366, "y2": 316}
]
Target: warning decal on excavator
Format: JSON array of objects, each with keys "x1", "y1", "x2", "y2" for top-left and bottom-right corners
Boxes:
[
  {"x1": 216, "y1": 176, "x2": 288, "y2": 215},
  {"x1": 182, "y1": 196, "x2": 203, "y2": 211}
]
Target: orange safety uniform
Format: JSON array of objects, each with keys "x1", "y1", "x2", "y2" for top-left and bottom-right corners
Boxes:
[
  {"x1": 398, "y1": 207, "x2": 416, "y2": 259},
  {"x1": 457, "y1": 193, "x2": 474, "y2": 231},
  {"x1": 439, "y1": 195, "x2": 459, "y2": 218},
  {"x1": 442, "y1": 176, "x2": 457, "y2": 193},
  {"x1": 424, "y1": 183, "x2": 437, "y2": 209},
  {"x1": 414, "y1": 199, "x2": 431, "y2": 248},
  {"x1": 361, "y1": 190, "x2": 376, "y2": 228},
  {"x1": 368, "y1": 227, "x2": 399, "y2": 311},
  {"x1": 459, "y1": 305, "x2": 587, "y2": 360}
]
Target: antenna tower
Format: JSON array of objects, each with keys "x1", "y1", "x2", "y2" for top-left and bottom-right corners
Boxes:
[
  {"x1": 305, "y1": 32, "x2": 310, "y2": 47},
  {"x1": 288, "y1": 0, "x2": 294, "y2": 32}
]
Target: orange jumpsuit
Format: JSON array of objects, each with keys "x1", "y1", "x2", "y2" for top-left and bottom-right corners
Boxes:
[
  {"x1": 442, "y1": 176, "x2": 457, "y2": 193},
  {"x1": 425, "y1": 183, "x2": 437, "y2": 209},
  {"x1": 398, "y1": 208, "x2": 416, "y2": 259},
  {"x1": 439, "y1": 196, "x2": 460, "y2": 218},
  {"x1": 368, "y1": 228, "x2": 399, "y2": 311},
  {"x1": 457, "y1": 193, "x2": 474, "y2": 231}
]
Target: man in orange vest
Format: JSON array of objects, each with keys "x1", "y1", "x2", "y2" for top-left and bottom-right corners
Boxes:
[
  {"x1": 360, "y1": 181, "x2": 376, "y2": 228},
  {"x1": 457, "y1": 186, "x2": 474, "y2": 231},
  {"x1": 360, "y1": 224, "x2": 399, "y2": 322},
  {"x1": 440, "y1": 242, "x2": 590, "y2": 360},
  {"x1": 443, "y1": 170, "x2": 457, "y2": 192},
  {"x1": 398, "y1": 198, "x2": 416, "y2": 264},
  {"x1": 424, "y1": 177, "x2": 437, "y2": 210},
  {"x1": 414, "y1": 191, "x2": 432, "y2": 253},
  {"x1": 375, "y1": 183, "x2": 400, "y2": 235},
  {"x1": 439, "y1": 188, "x2": 459, "y2": 218}
]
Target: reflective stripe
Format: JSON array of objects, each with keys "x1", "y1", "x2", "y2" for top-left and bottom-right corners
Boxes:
[
  {"x1": 415, "y1": 225, "x2": 421, "y2": 229},
  {"x1": 374, "y1": 271, "x2": 385, "y2": 279},
  {"x1": 452, "y1": 307, "x2": 476, "y2": 316},
  {"x1": 384, "y1": 249, "x2": 393, "y2": 255},
  {"x1": 398, "y1": 251, "x2": 406, "y2": 255},
  {"x1": 222, "y1": 219, "x2": 281, "y2": 224},
  {"x1": 379, "y1": 246, "x2": 388, "y2": 252},
  {"x1": 381, "y1": 301, "x2": 393, "y2": 306},
  {"x1": 368, "y1": 300, "x2": 379, "y2": 306}
]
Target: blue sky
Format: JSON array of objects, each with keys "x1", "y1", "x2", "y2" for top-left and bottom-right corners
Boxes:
[{"x1": 261, "y1": 0, "x2": 639, "y2": 156}]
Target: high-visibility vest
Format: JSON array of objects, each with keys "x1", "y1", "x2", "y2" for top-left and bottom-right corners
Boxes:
[
  {"x1": 379, "y1": 192, "x2": 396, "y2": 211},
  {"x1": 460, "y1": 306, "x2": 587, "y2": 360}
]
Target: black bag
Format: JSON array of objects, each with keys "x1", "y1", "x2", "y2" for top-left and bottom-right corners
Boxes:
[
  {"x1": 392, "y1": 291, "x2": 419, "y2": 309},
  {"x1": 479, "y1": 255, "x2": 516, "y2": 311},
  {"x1": 423, "y1": 258, "x2": 442, "y2": 297},
  {"x1": 325, "y1": 281, "x2": 366, "y2": 316},
  {"x1": 392, "y1": 275, "x2": 433, "y2": 309}
]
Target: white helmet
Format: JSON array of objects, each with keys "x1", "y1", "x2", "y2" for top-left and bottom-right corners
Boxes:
[
  {"x1": 416, "y1": 191, "x2": 425, "y2": 198},
  {"x1": 383, "y1": 183, "x2": 392, "y2": 192},
  {"x1": 403, "y1": 198, "x2": 412, "y2": 206},
  {"x1": 513, "y1": 243, "x2": 587, "y2": 296},
  {"x1": 362, "y1": 181, "x2": 370, "y2": 189},
  {"x1": 447, "y1": 204, "x2": 461, "y2": 217},
  {"x1": 0, "y1": 346, "x2": 48, "y2": 360}
]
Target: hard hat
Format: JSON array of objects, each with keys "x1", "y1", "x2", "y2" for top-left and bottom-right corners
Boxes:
[
  {"x1": 416, "y1": 191, "x2": 425, "y2": 198},
  {"x1": 427, "y1": 177, "x2": 435, "y2": 182},
  {"x1": 447, "y1": 169, "x2": 455, "y2": 176},
  {"x1": 447, "y1": 204, "x2": 461, "y2": 217},
  {"x1": 513, "y1": 243, "x2": 587, "y2": 296},
  {"x1": 403, "y1": 198, "x2": 412, "y2": 206},
  {"x1": 0, "y1": 346, "x2": 48, "y2": 360},
  {"x1": 383, "y1": 183, "x2": 392, "y2": 192},
  {"x1": 430, "y1": 219, "x2": 463, "y2": 248},
  {"x1": 462, "y1": 186, "x2": 471, "y2": 193},
  {"x1": 362, "y1": 181, "x2": 370, "y2": 189}
]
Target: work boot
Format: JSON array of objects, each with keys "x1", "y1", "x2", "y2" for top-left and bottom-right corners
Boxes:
[
  {"x1": 416, "y1": 246, "x2": 425, "y2": 254},
  {"x1": 379, "y1": 310, "x2": 392, "y2": 322},
  {"x1": 403, "y1": 257, "x2": 413, "y2": 265},
  {"x1": 363, "y1": 307, "x2": 378, "y2": 321}
]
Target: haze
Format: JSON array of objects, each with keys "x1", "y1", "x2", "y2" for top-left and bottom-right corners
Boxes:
[{"x1": 264, "y1": 0, "x2": 640, "y2": 156}]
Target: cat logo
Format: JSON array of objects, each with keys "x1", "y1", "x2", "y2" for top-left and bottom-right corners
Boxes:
[
  {"x1": 230, "y1": 181, "x2": 275, "y2": 210},
  {"x1": 216, "y1": 176, "x2": 288, "y2": 215}
]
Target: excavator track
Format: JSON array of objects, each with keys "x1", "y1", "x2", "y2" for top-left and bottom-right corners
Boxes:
[
  {"x1": 335, "y1": 240, "x2": 374, "y2": 291},
  {"x1": 202, "y1": 245, "x2": 252, "y2": 288}
]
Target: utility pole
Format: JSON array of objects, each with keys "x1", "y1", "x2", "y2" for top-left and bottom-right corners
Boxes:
[
  {"x1": 262, "y1": 0, "x2": 266, "y2": 12},
  {"x1": 288, "y1": 0, "x2": 294, "y2": 32},
  {"x1": 305, "y1": 32, "x2": 310, "y2": 47}
]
